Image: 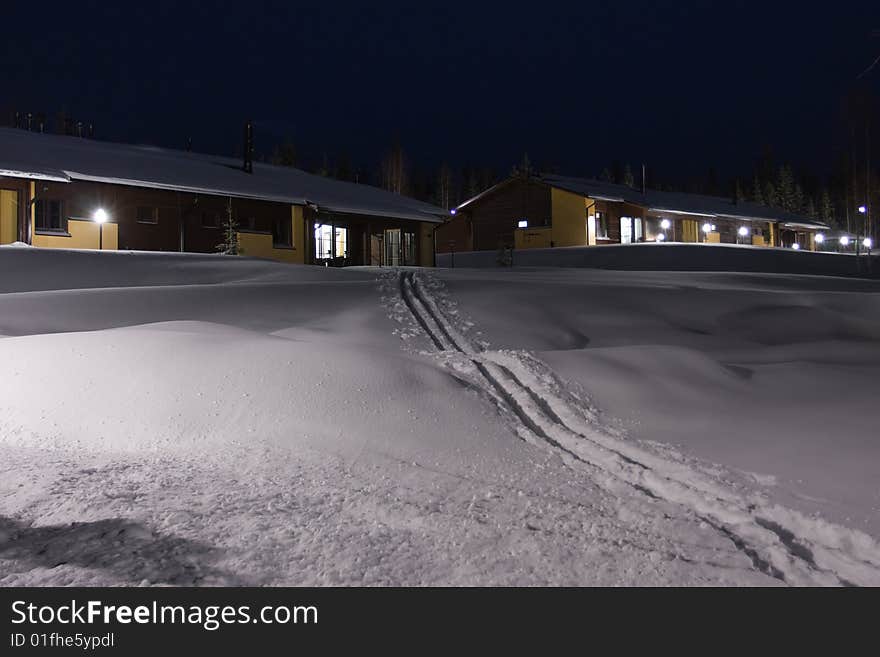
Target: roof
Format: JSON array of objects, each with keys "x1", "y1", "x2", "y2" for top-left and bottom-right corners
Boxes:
[
  {"x1": 0, "y1": 127, "x2": 446, "y2": 223},
  {"x1": 456, "y1": 173, "x2": 828, "y2": 230}
]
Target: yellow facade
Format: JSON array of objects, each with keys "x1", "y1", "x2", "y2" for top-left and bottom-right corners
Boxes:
[
  {"x1": 751, "y1": 235, "x2": 766, "y2": 247},
  {"x1": 515, "y1": 227, "x2": 552, "y2": 249},
  {"x1": 237, "y1": 231, "x2": 301, "y2": 263},
  {"x1": 681, "y1": 220, "x2": 699, "y2": 243},
  {"x1": 33, "y1": 219, "x2": 118, "y2": 250},
  {"x1": 550, "y1": 187, "x2": 588, "y2": 247},
  {"x1": 234, "y1": 205, "x2": 309, "y2": 264},
  {"x1": 0, "y1": 190, "x2": 18, "y2": 244}
]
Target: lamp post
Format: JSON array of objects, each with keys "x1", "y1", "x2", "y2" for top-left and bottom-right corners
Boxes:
[
  {"x1": 857, "y1": 205, "x2": 866, "y2": 257},
  {"x1": 815, "y1": 233, "x2": 825, "y2": 251},
  {"x1": 737, "y1": 225, "x2": 749, "y2": 245},
  {"x1": 93, "y1": 208, "x2": 108, "y2": 250}
]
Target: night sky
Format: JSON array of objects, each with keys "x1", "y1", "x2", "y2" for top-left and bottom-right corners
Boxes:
[{"x1": 4, "y1": 1, "x2": 879, "y2": 183}]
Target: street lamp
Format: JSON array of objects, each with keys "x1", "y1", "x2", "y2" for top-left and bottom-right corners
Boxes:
[
  {"x1": 737, "y1": 226, "x2": 749, "y2": 244},
  {"x1": 840, "y1": 235, "x2": 850, "y2": 249},
  {"x1": 93, "y1": 208, "x2": 108, "y2": 250},
  {"x1": 791, "y1": 242, "x2": 800, "y2": 250},
  {"x1": 858, "y1": 205, "x2": 867, "y2": 214},
  {"x1": 815, "y1": 233, "x2": 825, "y2": 244},
  {"x1": 864, "y1": 237, "x2": 873, "y2": 250}
]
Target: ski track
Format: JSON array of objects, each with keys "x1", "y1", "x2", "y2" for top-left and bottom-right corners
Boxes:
[{"x1": 395, "y1": 269, "x2": 880, "y2": 587}]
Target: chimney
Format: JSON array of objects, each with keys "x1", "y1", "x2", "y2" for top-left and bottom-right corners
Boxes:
[{"x1": 243, "y1": 121, "x2": 254, "y2": 174}]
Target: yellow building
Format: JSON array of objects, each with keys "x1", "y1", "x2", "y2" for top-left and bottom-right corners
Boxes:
[
  {"x1": 0, "y1": 126, "x2": 445, "y2": 267},
  {"x1": 438, "y1": 173, "x2": 829, "y2": 254}
]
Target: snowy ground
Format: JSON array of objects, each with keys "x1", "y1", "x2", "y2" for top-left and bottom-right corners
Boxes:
[{"x1": 1, "y1": 246, "x2": 879, "y2": 586}]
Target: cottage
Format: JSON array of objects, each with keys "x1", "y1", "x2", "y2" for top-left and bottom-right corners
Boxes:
[
  {"x1": 0, "y1": 126, "x2": 445, "y2": 266},
  {"x1": 437, "y1": 173, "x2": 829, "y2": 254}
]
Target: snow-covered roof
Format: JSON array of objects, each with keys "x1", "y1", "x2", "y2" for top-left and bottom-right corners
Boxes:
[
  {"x1": 455, "y1": 173, "x2": 828, "y2": 230},
  {"x1": 539, "y1": 174, "x2": 829, "y2": 229},
  {"x1": 0, "y1": 127, "x2": 446, "y2": 223}
]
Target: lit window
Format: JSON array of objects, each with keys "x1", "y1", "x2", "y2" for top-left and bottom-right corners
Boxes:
[{"x1": 518, "y1": 220, "x2": 528, "y2": 228}]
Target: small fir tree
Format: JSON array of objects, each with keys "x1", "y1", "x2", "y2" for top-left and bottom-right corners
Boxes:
[{"x1": 217, "y1": 198, "x2": 240, "y2": 255}]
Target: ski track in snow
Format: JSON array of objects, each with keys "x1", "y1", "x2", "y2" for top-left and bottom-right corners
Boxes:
[{"x1": 392, "y1": 269, "x2": 880, "y2": 587}]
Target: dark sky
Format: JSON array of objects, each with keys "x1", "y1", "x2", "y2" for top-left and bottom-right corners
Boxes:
[{"x1": 4, "y1": 1, "x2": 879, "y2": 182}]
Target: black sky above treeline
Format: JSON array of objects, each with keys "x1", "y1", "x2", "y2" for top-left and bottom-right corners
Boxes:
[{"x1": 3, "y1": 1, "x2": 879, "y2": 188}]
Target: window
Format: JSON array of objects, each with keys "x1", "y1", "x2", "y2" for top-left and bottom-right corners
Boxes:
[
  {"x1": 384, "y1": 228, "x2": 401, "y2": 266},
  {"x1": 314, "y1": 223, "x2": 348, "y2": 260},
  {"x1": 136, "y1": 206, "x2": 158, "y2": 224},
  {"x1": 34, "y1": 199, "x2": 64, "y2": 232},
  {"x1": 595, "y1": 211, "x2": 609, "y2": 239},
  {"x1": 403, "y1": 231, "x2": 416, "y2": 265},
  {"x1": 273, "y1": 217, "x2": 292, "y2": 247},
  {"x1": 201, "y1": 211, "x2": 221, "y2": 228}
]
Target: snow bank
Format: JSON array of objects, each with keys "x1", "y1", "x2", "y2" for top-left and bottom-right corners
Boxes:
[{"x1": 436, "y1": 243, "x2": 880, "y2": 279}]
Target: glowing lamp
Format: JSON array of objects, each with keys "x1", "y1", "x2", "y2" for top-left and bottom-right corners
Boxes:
[
  {"x1": 858, "y1": 205, "x2": 867, "y2": 214},
  {"x1": 701, "y1": 223, "x2": 712, "y2": 234},
  {"x1": 815, "y1": 233, "x2": 824, "y2": 244},
  {"x1": 517, "y1": 220, "x2": 528, "y2": 228},
  {"x1": 791, "y1": 243, "x2": 800, "y2": 250},
  {"x1": 660, "y1": 219, "x2": 671, "y2": 230},
  {"x1": 840, "y1": 236, "x2": 850, "y2": 247},
  {"x1": 864, "y1": 237, "x2": 873, "y2": 249},
  {"x1": 93, "y1": 208, "x2": 108, "y2": 223},
  {"x1": 656, "y1": 233, "x2": 665, "y2": 242},
  {"x1": 737, "y1": 226, "x2": 749, "y2": 237}
]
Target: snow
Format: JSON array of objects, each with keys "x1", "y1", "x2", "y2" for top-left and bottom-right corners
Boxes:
[
  {"x1": 1, "y1": 248, "x2": 879, "y2": 585},
  {"x1": 436, "y1": 243, "x2": 879, "y2": 278}
]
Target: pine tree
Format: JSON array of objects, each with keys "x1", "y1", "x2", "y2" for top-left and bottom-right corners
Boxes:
[
  {"x1": 776, "y1": 165, "x2": 796, "y2": 212},
  {"x1": 217, "y1": 198, "x2": 240, "y2": 255},
  {"x1": 820, "y1": 188, "x2": 835, "y2": 225},
  {"x1": 764, "y1": 181, "x2": 778, "y2": 208},
  {"x1": 623, "y1": 164, "x2": 635, "y2": 188},
  {"x1": 735, "y1": 178, "x2": 746, "y2": 203},
  {"x1": 752, "y1": 175, "x2": 765, "y2": 205},
  {"x1": 805, "y1": 197, "x2": 817, "y2": 219}
]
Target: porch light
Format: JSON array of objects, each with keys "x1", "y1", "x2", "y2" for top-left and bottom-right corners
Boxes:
[
  {"x1": 815, "y1": 233, "x2": 824, "y2": 244},
  {"x1": 858, "y1": 206, "x2": 867, "y2": 214},
  {"x1": 864, "y1": 237, "x2": 873, "y2": 249},
  {"x1": 791, "y1": 243, "x2": 800, "y2": 250},
  {"x1": 701, "y1": 223, "x2": 712, "y2": 234},
  {"x1": 518, "y1": 220, "x2": 528, "y2": 228},
  {"x1": 450, "y1": 209, "x2": 456, "y2": 215},
  {"x1": 656, "y1": 233, "x2": 665, "y2": 242},
  {"x1": 840, "y1": 236, "x2": 850, "y2": 247},
  {"x1": 660, "y1": 219, "x2": 671, "y2": 230},
  {"x1": 737, "y1": 226, "x2": 748, "y2": 237}
]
